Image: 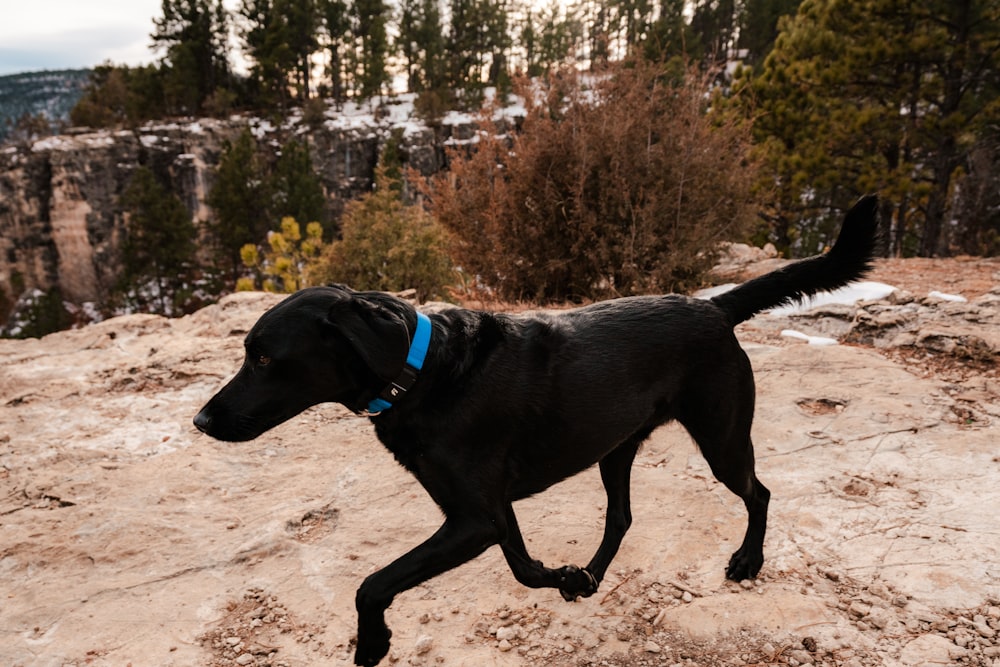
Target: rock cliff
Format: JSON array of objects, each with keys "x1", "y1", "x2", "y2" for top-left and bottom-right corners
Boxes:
[{"x1": 0, "y1": 97, "x2": 493, "y2": 332}]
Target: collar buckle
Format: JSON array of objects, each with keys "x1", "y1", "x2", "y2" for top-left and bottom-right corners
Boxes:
[{"x1": 366, "y1": 312, "x2": 432, "y2": 415}]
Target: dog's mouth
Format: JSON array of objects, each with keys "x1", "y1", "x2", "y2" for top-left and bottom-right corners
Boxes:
[{"x1": 193, "y1": 405, "x2": 270, "y2": 442}]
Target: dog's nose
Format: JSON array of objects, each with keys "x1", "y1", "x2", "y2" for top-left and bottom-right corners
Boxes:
[{"x1": 193, "y1": 409, "x2": 212, "y2": 434}]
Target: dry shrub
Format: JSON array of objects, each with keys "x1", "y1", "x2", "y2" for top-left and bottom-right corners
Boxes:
[{"x1": 428, "y1": 60, "x2": 761, "y2": 302}]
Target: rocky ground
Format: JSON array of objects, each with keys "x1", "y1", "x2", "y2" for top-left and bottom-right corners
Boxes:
[{"x1": 1, "y1": 255, "x2": 999, "y2": 667}]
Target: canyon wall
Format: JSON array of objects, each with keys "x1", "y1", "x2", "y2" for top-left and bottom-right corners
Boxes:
[{"x1": 0, "y1": 98, "x2": 484, "y2": 328}]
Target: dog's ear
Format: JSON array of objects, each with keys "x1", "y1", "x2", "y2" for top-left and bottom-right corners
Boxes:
[{"x1": 326, "y1": 297, "x2": 410, "y2": 381}]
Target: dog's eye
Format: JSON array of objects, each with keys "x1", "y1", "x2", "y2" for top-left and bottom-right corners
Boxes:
[{"x1": 257, "y1": 355, "x2": 271, "y2": 366}]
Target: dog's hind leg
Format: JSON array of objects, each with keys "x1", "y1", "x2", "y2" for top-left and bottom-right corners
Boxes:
[
  {"x1": 679, "y1": 364, "x2": 770, "y2": 581},
  {"x1": 499, "y1": 505, "x2": 599, "y2": 601}
]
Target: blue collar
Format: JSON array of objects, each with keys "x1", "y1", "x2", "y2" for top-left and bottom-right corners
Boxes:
[{"x1": 367, "y1": 311, "x2": 432, "y2": 414}]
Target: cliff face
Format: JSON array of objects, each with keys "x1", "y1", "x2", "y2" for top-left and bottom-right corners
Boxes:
[{"x1": 0, "y1": 99, "x2": 478, "y2": 329}]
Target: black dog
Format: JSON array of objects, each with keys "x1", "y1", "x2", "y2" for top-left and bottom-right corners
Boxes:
[{"x1": 195, "y1": 196, "x2": 879, "y2": 666}]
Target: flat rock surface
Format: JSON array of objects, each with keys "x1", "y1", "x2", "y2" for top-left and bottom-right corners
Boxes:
[{"x1": 2, "y1": 259, "x2": 999, "y2": 667}]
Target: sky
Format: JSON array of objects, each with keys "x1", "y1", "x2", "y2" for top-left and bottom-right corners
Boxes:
[{"x1": 0, "y1": 1, "x2": 191, "y2": 76}]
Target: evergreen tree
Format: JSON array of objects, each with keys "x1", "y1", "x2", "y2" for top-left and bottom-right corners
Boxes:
[
  {"x1": 741, "y1": 0, "x2": 1000, "y2": 257},
  {"x1": 207, "y1": 128, "x2": 273, "y2": 277},
  {"x1": 119, "y1": 166, "x2": 197, "y2": 315},
  {"x1": 643, "y1": 0, "x2": 692, "y2": 63},
  {"x1": 70, "y1": 63, "x2": 165, "y2": 128},
  {"x1": 737, "y1": 0, "x2": 801, "y2": 65},
  {"x1": 397, "y1": 0, "x2": 448, "y2": 93},
  {"x1": 521, "y1": 1, "x2": 584, "y2": 76},
  {"x1": 318, "y1": 0, "x2": 351, "y2": 103},
  {"x1": 612, "y1": 0, "x2": 654, "y2": 49},
  {"x1": 688, "y1": 0, "x2": 738, "y2": 66},
  {"x1": 151, "y1": 0, "x2": 231, "y2": 114},
  {"x1": 280, "y1": 0, "x2": 322, "y2": 101},
  {"x1": 446, "y1": 0, "x2": 510, "y2": 103},
  {"x1": 270, "y1": 138, "x2": 328, "y2": 228},
  {"x1": 239, "y1": 0, "x2": 296, "y2": 108},
  {"x1": 351, "y1": 0, "x2": 392, "y2": 98}
]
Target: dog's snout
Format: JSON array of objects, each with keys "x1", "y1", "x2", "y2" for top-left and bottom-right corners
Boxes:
[{"x1": 193, "y1": 409, "x2": 212, "y2": 434}]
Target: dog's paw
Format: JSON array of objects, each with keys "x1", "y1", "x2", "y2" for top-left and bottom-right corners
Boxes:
[
  {"x1": 354, "y1": 623, "x2": 392, "y2": 666},
  {"x1": 557, "y1": 565, "x2": 598, "y2": 601},
  {"x1": 725, "y1": 547, "x2": 763, "y2": 582}
]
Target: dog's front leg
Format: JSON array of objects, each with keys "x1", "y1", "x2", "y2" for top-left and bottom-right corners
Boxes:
[
  {"x1": 354, "y1": 518, "x2": 496, "y2": 666},
  {"x1": 499, "y1": 505, "x2": 598, "y2": 601}
]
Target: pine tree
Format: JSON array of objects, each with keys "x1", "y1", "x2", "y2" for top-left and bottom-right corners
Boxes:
[
  {"x1": 151, "y1": 0, "x2": 231, "y2": 114},
  {"x1": 446, "y1": 0, "x2": 510, "y2": 104},
  {"x1": 270, "y1": 138, "x2": 328, "y2": 228},
  {"x1": 281, "y1": 0, "x2": 321, "y2": 101},
  {"x1": 119, "y1": 166, "x2": 197, "y2": 315},
  {"x1": 740, "y1": 0, "x2": 1000, "y2": 257},
  {"x1": 643, "y1": 0, "x2": 695, "y2": 63},
  {"x1": 396, "y1": 0, "x2": 448, "y2": 93},
  {"x1": 688, "y1": 0, "x2": 738, "y2": 65},
  {"x1": 70, "y1": 64, "x2": 165, "y2": 128},
  {"x1": 737, "y1": 0, "x2": 801, "y2": 65},
  {"x1": 351, "y1": 0, "x2": 392, "y2": 98},
  {"x1": 207, "y1": 128, "x2": 273, "y2": 277},
  {"x1": 318, "y1": 0, "x2": 351, "y2": 104},
  {"x1": 239, "y1": 0, "x2": 296, "y2": 108}
]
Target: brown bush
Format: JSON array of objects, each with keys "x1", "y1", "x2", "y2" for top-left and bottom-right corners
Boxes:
[{"x1": 426, "y1": 60, "x2": 761, "y2": 302}]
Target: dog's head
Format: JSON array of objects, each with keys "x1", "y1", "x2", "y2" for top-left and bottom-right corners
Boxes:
[{"x1": 193, "y1": 285, "x2": 413, "y2": 442}]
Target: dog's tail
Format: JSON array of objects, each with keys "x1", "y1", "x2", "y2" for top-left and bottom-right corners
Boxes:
[{"x1": 711, "y1": 195, "x2": 880, "y2": 327}]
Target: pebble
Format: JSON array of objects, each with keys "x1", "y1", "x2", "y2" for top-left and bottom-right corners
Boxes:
[
  {"x1": 787, "y1": 649, "x2": 813, "y2": 664},
  {"x1": 235, "y1": 654, "x2": 254, "y2": 666},
  {"x1": 848, "y1": 601, "x2": 872, "y2": 619},
  {"x1": 415, "y1": 634, "x2": 434, "y2": 655},
  {"x1": 644, "y1": 640, "x2": 662, "y2": 653}
]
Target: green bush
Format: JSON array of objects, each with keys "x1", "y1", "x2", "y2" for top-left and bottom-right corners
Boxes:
[{"x1": 312, "y1": 166, "x2": 454, "y2": 302}]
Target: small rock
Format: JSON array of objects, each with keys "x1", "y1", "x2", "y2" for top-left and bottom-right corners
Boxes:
[
  {"x1": 495, "y1": 626, "x2": 517, "y2": 642},
  {"x1": 788, "y1": 649, "x2": 813, "y2": 664},
  {"x1": 415, "y1": 634, "x2": 434, "y2": 655},
  {"x1": 497, "y1": 639, "x2": 512, "y2": 652},
  {"x1": 867, "y1": 608, "x2": 893, "y2": 629},
  {"x1": 682, "y1": 591, "x2": 693, "y2": 603},
  {"x1": 235, "y1": 653, "x2": 254, "y2": 666},
  {"x1": 644, "y1": 640, "x2": 662, "y2": 653},
  {"x1": 976, "y1": 621, "x2": 997, "y2": 639},
  {"x1": 848, "y1": 601, "x2": 872, "y2": 619}
]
